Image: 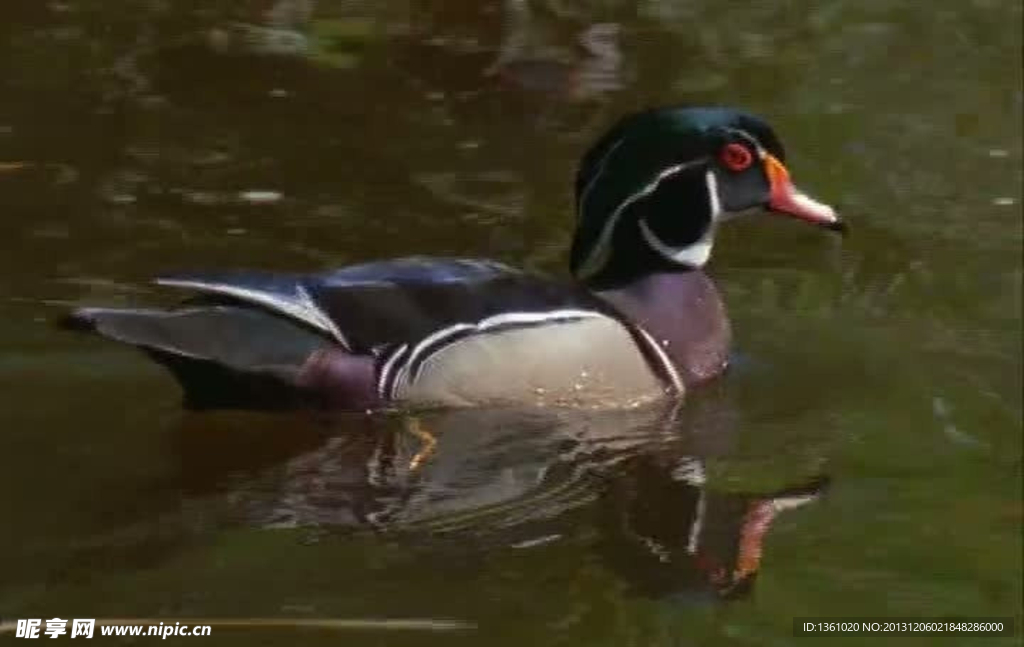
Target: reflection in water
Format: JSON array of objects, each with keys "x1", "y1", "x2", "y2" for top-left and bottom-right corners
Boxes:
[
  {"x1": 485, "y1": 0, "x2": 622, "y2": 101},
  {"x1": 195, "y1": 0, "x2": 623, "y2": 103},
  {"x1": 599, "y1": 452, "x2": 826, "y2": 600},
  {"x1": 162, "y1": 399, "x2": 827, "y2": 603}
]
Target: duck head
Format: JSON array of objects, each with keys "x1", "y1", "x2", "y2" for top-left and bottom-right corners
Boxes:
[{"x1": 570, "y1": 106, "x2": 843, "y2": 287}]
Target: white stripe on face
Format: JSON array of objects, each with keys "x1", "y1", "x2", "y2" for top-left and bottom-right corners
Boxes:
[
  {"x1": 638, "y1": 220, "x2": 714, "y2": 268},
  {"x1": 575, "y1": 126, "x2": 772, "y2": 279},
  {"x1": 635, "y1": 169, "x2": 719, "y2": 268},
  {"x1": 576, "y1": 158, "x2": 708, "y2": 280},
  {"x1": 722, "y1": 127, "x2": 770, "y2": 164},
  {"x1": 706, "y1": 168, "x2": 722, "y2": 219},
  {"x1": 578, "y1": 138, "x2": 625, "y2": 219}
]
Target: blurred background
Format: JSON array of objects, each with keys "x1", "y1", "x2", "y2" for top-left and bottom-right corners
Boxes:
[{"x1": 0, "y1": 1, "x2": 1021, "y2": 645}]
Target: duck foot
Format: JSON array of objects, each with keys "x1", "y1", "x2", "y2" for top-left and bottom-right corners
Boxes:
[{"x1": 404, "y1": 416, "x2": 437, "y2": 471}]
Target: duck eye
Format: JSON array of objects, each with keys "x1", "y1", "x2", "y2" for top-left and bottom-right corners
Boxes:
[{"x1": 720, "y1": 143, "x2": 753, "y2": 172}]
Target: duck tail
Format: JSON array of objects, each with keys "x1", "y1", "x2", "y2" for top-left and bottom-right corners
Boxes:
[{"x1": 60, "y1": 305, "x2": 331, "y2": 410}]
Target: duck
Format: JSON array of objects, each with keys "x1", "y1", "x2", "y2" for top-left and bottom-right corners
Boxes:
[{"x1": 63, "y1": 106, "x2": 843, "y2": 412}]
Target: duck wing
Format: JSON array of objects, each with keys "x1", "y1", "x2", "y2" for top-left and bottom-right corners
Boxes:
[
  {"x1": 157, "y1": 257, "x2": 606, "y2": 354},
  {"x1": 65, "y1": 257, "x2": 625, "y2": 410}
]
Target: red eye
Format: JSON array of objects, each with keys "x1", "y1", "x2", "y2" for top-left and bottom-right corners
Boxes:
[{"x1": 720, "y1": 143, "x2": 753, "y2": 172}]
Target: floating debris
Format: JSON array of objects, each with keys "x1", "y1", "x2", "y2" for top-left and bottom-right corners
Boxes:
[
  {"x1": 0, "y1": 161, "x2": 30, "y2": 173},
  {"x1": 932, "y1": 396, "x2": 988, "y2": 448},
  {"x1": 181, "y1": 190, "x2": 223, "y2": 206},
  {"x1": 107, "y1": 194, "x2": 137, "y2": 205},
  {"x1": 510, "y1": 534, "x2": 562, "y2": 549},
  {"x1": 992, "y1": 197, "x2": 1016, "y2": 206},
  {"x1": 238, "y1": 190, "x2": 283, "y2": 204}
]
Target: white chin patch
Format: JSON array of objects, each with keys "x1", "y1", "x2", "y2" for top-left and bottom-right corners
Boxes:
[
  {"x1": 638, "y1": 218, "x2": 714, "y2": 268},
  {"x1": 636, "y1": 167, "x2": 720, "y2": 268}
]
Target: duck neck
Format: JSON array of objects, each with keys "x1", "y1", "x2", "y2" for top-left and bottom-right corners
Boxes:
[{"x1": 591, "y1": 270, "x2": 731, "y2": 386}]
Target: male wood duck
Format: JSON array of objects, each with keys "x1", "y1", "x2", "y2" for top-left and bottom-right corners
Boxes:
[{"x1": 64, "y1": 106, "x2": 843, "y2": 411}]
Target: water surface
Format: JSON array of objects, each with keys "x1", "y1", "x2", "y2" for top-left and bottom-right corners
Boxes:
[{"x1": 1, "y1": 1, "x2": 1021, "y2": 645}]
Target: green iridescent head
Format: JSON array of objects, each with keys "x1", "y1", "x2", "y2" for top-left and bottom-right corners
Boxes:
[{"x1": 570, "y1": 106, "x2": 842, "y2": 286}]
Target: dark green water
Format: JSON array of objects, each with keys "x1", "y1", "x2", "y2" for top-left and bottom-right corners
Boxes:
[{"x1": 1, "y1": 1, "x2": 1021, "y2": 645}]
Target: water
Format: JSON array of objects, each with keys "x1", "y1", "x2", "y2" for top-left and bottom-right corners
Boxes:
[{"x1": 1, "y1": 1, "x2": 1021, "y2": 645}]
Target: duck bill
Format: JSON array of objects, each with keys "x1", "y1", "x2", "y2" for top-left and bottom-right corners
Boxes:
[{"x1": 764, "y1": 154, "x2": 845, "y2": 232}]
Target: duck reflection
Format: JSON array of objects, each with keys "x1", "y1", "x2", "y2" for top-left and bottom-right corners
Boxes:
[
  {"x1": 598, "y1": 451, "x2": 826, "y2": 600},
  {"x1": 172, "y1": 395, "x2": 826, "y2": 602}
]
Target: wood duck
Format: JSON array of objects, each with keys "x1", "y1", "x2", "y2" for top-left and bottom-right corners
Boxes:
[{"x1": 64, "y1": 106, "x2": 843, "y2": 411}]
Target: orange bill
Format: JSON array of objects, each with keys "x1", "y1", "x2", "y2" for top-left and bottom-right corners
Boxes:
[{"x1": 764, "y1": 154, "x2": 845, "y2": 232}]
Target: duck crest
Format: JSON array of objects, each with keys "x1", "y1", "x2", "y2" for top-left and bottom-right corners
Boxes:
[
  {"x1": 569, "y1": 106, "x2": 795, "y2": 287},
  {"x1": 571, "y1": 115, "x2": 715, "y2": 285}
]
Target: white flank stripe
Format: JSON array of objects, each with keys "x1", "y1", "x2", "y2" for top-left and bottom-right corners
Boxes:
[
  {"x1": 377, "y1": 343, "x2": 409, "y2": 399},
  {"x1": 399, "y1": 309, "x2": 608, "y2": 387},
  {"x1": 632, "y1": 325, "x2": 684, "y2": 393},
  {"x1": 576, "y1": 157, "x2": 708, "y2": 280},
  {"x1": 396, "y1": 323, "x2": 477, "y2": 387},
  {"x1": 476, "y1": 308, "x2": 604, "y2": 330}
]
